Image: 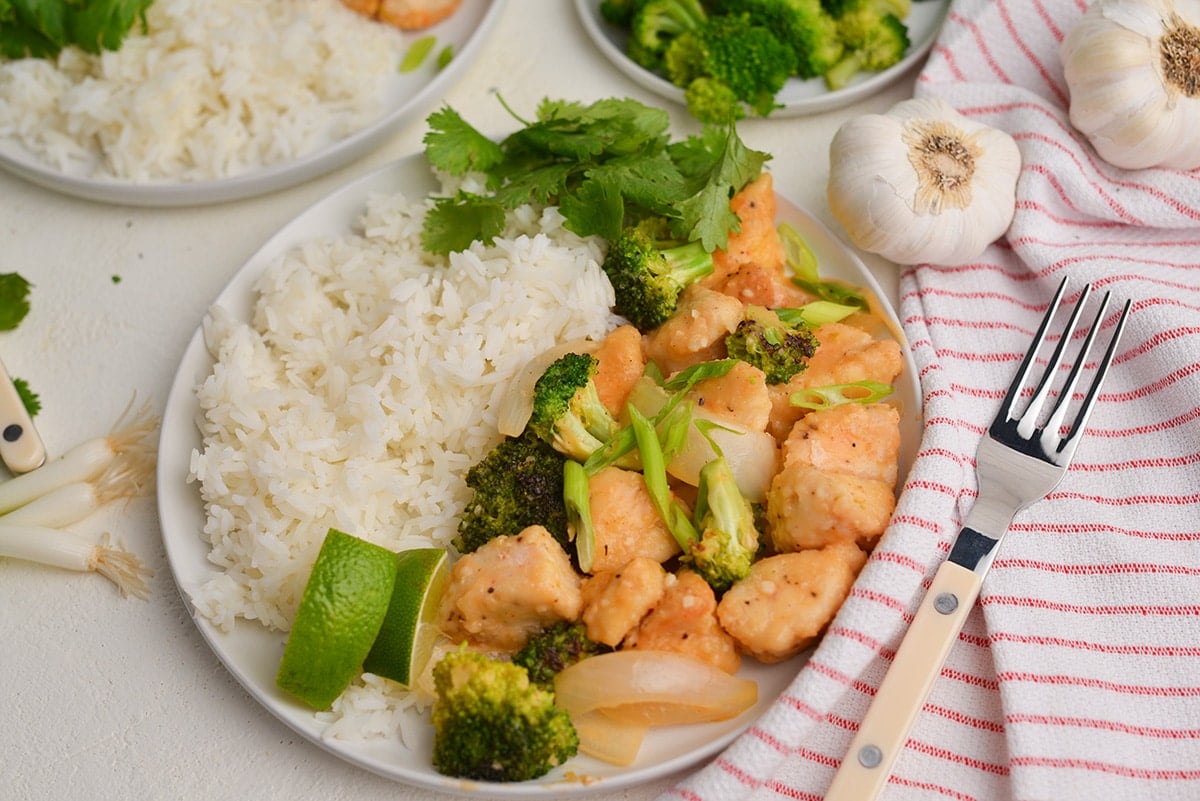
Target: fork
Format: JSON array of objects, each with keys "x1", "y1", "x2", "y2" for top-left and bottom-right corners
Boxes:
[{"x1": 824, "y1": 276, "x2": 1131, "y2": 801}]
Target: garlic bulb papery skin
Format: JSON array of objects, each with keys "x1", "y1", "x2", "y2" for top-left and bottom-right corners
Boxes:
[
  {"x1": 826, "y1": 97, "x2": 1021, "y2": 267},
  {"x1": 1061, "y1": 0, "x2": 1200, "y2": 171}
]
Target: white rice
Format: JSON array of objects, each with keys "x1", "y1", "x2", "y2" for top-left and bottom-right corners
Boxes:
[
  {"x1": 0, "y1": 0, "x2": 404, "y2": 181},
  {"x1": 188, "y1": 189, "x2": 619, "y2": 737}
]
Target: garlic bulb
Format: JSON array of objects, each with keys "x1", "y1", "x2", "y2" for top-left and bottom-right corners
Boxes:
[
  {"x1": 826, "y1": 97, "x2": 1021, "y2": 267},
  {"x1": 1061, "y1": 0, "x2": 1200, "y2": 171}
]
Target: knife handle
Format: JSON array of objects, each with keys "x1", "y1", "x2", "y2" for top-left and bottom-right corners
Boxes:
[{"x1": 824, "y1": 558, "x2": 983, "y2": 801}]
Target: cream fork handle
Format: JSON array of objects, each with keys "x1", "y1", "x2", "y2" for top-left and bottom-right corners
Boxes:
[{"x1": 824, "y1": 559, "x2": 983, "y2": 801}]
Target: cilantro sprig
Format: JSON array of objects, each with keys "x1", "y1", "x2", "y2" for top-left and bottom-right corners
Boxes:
[
  {"x1": 0, "y1": 271, "x2": 38, "y2": 417},
  {"x1": 420, "y1": 96, "x2": 769, "y2": 255},
  {"x1": 0, "y1": 0, "x2": 154, "y2": 59}
]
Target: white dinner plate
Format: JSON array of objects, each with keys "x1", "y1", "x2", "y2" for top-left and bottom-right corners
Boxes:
[
  {"x1": 574, "y1": 0, "x2": 950, "y2": 116},
  {"x1": 157, "y1": 153, "x2": 921, "y2": 798},
  {"x1": 0, "y1": 1, "x2": 506, "y2": 207}
]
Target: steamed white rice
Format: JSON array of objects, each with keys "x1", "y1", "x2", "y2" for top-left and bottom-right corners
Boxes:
[
  {"x1": 0, "y1": 0, "x2": 405, "y2": 181},
  {"x1": 188, "y1": 188, "x2": 619, "y2": 737}
]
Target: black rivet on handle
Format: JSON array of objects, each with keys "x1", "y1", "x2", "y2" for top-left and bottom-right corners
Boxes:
[{"x1": 3, "y1": 424, "x2": 22, "y2": 442}]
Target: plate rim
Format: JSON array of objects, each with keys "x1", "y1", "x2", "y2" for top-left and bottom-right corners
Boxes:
[
  {"x1": 156, "y1": 152, "x2": 921, "y2": 798},
  {"x1": 0, "y1": 0, "x2": 508, "y2": 207},
  {"x1": 572, "y1": 0, "x2": 950, "y2": 117}
]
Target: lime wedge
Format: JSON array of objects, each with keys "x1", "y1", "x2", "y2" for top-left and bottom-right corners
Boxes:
[
  {"x1": 276, "y1": 529, "x2": 398, "y2": 709},
  {"x1": 363, "y1": 547, "x2": 449, "y2": 687}
]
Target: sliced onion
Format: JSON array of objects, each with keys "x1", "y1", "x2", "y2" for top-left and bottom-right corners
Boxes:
[
  {"x1": 666, "y1": 412, "x2": 778, "y2": 504},
  {"x1": 495, "y1": 338, "x2": 601, "y2": 437},
  {"x1": 555, "y1": 650, "x2": 757, "y2": 728},
  {"x1": 569, "y1": 710, "x2": 648, "y2": 766},
  {"x1": 624, "y1": 376, "x2": 779, "y2": 502}
]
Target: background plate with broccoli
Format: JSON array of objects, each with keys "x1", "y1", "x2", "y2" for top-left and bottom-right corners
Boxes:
[{"x1": 575, "y1": 0, "x2": 950, "y2": 119}]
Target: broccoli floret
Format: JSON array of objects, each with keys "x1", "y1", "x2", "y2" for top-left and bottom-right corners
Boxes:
[
  {"x1": 824, "y1": 12, "x2": 910, "y2": 90},
  {"x1": 455, "y1": 429, "x2": 569, "y2": 554},
  {"x1": 714, "y1": 0, "x2": 843, "y2": 80},
  {"x1": 697, "y1": 13, "x2": 796, "y2": 116},
  {"x1": 528, "y1": 353, "x2": 621, "y2": 462},
  {"x1": 431, "y1": 648, "x2": 579, "y2": 782},
  {"x1": 601, "y1": 226, "x2": 715, "y2": 332},
  {"x1": 663, "y1": 28, "x2": 708, "y2": 87},
  {"x1": 821, "y1": 0, "x2": 911, "y2": 20},
  {"x1": 687, "y1": 456, "x2": 760, "y2": 593},
  {"x1": 512, "y1": 621, "x2": 611, "y2": 688},
  {"x1": 629, "y1": 0, "x2": 708, "y2": 69},
  {"x1": 684, "y1": 76, "x2": 746, "y2": 124},
  {"x1": 724, "y1": 305, "x2": 817, "y2": 384},
  {"x1": 600, "y1": 0, "x2": 652, "y2": 27}
]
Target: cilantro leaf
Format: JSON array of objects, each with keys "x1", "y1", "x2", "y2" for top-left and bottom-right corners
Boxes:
[
  {"x1": 421, "y1": 194, "x2": 506, "y2": 255},
  {"x1": 12, "y1": 376, "x2": 39, "y2": 417},
  {"x1": 559, "y1": 177, "x2": 625, "y2": 241},
  {"x1": 0, "y1": 0, "x2": 150, "y2": 59},
  {"x1": 0, "y1": 272, "x2": 31, "y2": 331},
  {"x1": 423, "y1": 106, "x2": 504, "y2": 175},
  {"x1": 675, "y1": 124, "x2": 770, "y2": 252},
  {"x1": 418, "y1": 97, "x2": 769, "y2": 256}
]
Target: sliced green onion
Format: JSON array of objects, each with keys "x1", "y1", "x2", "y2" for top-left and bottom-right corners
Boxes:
[
  {"x1": 790, "y1": 381, "x2": 894, "y2": 411},
  {"x1": 399, "y1": 35, "x2": 437, "y2": 73},
  {"x1": 563, "y1": 460, "x2": 595, "y2": 573},
  {"x1": 779, "y1": 223, "x2": 818, "y2": 282},
  {"x1": 628, "y1": 406, "x2": 696, "y2": 550},
  {"x1": 435, "y1": 44, "x2": 454, "y2": 70},
  {"x1": 776, "y1": 300, "x2": 859, "y2": 328}
]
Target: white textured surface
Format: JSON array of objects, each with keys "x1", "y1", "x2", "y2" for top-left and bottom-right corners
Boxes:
[{"x1": 0, "y1": 3, "x2": 913, "y2": 799}]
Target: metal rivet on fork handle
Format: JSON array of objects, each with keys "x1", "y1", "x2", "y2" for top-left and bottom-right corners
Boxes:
[
  {"x1": 858, "y1": 745, "x2": 883, "y2": 768},
  {"x1": 934, "y1": 593, "x2": 959, "y2": 614}
]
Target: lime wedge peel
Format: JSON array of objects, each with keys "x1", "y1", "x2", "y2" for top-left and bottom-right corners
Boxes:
[
  {"x1": 275, "y1": 528, "x2": 399, "y2": 710},
  {"x1": 363, "y1": 547, "x2": 450, "y2": 688}
]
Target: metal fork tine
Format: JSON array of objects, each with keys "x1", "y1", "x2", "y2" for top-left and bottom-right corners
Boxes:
[
  {"x1": 1054, "y1": 296, "x2": 1132, "y2": 462},
  {"x1": 1041, "y1": 289, "x2": 1110, "y2": 454},
  {"x1": 998, "y1": 277, "x2": 1069, "y2": 430},
  {"x1": 1017, "y1": 281, "x2": 1093, "y2": 440}
]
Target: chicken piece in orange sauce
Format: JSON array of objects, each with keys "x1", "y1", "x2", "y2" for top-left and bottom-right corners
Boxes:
[
  {"x1": 342, "y1": 0, "x2": 462, "y2": 30},
  {"x1": 587, "y1": 466, "x2": 682, "y2": 574},
  {"x1": 436, "y1": 525, "x2": 582, "y2": 653},
  {"x1": 592, "y1": 324, "x2": 646, "y2": 417},
  {"x1": 624, "y1": 569, "x2": 741, "y2": 675},
  {"x1": 684, "y1": 359, "x2": 772, "y2": 433},
  {"x1": 717, "y1": 544, "x2": 867, "y2": 663},
  {"x1": 765, "y1": 403, "x2": 901, "y2": 553},
  {"x1": 580, "y1": 557, "x2": 668, "y2": 648},
  {"x1": 702, "y1": 173, "x2": 811, "y2": 309},
  {"x1": 643, "y1": 284, "x2": 743, "y2": 375},
  {"x1": 766, "y1": 321, "x2": 904, "y2": 443}
]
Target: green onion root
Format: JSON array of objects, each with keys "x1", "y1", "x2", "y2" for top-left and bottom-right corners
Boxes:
[{"x1": 0, "y1": 526, "x2": 152, "y2": 599}]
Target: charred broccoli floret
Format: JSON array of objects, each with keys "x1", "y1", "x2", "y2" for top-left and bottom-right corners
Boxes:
[
  {"x1": 601, "y1": 225, "x2": 715, "y2": 332},
  {"x1": 528, "y1": 353, "x2": 621, "y2": 462},
  {"x1": 512, "y1": 621, "x2": 611, "y2": 688},
  {"x1": 724, "y1": 305, "x2": 818, "y2": 384},
  {"x1": 687, "y1": 456, "x2": 761, "y2": 593},
  {"x1": 455, "y1": 429, "x2": 570, "y2": 554},
  {"x1": 431, "y1": 648, "x2": 579, "y2": 782}
]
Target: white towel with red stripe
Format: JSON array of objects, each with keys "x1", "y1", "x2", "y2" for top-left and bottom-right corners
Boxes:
[{"x1": 666, "y1": 1, "x2": 1200, "y2": 800}]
